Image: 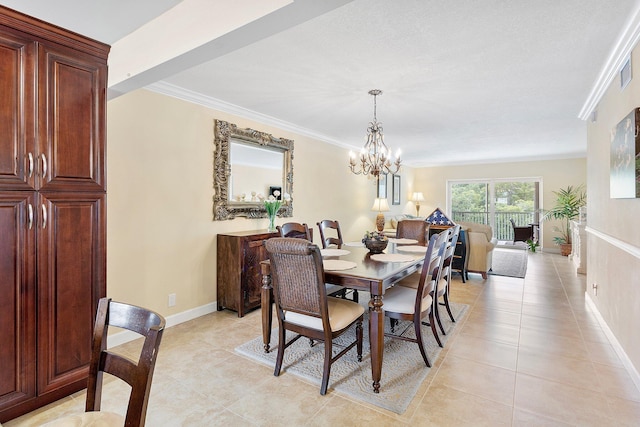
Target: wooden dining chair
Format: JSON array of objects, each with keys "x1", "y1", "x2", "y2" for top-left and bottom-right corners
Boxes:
[
  {"x1": 43, "y1": 297, "x2": 166, "y2": 427},
  {"x1": 277, "y1": 222, "x2": 312, "y2": 240},
  {"x1": 396, "y1": 219, "x2": 429, "y2": 245},
  {"x1": 382, "y1": 231, "x2": 448, "y2": 366},
  {"x1": 397, "y1": 227, "x2": 456, "y2": 337},
  {"x1": 316, "y1": 219, "x2": 358, "y2": 302},
  {"x1": 264, "y1": 237, "x2": 364, "y2": 395},
  {"x1": 317, "y1": 219, "x2": 344, "y2": 248},
  {"x1": 434, "y1": 225, "x2": 459, "y2": 334}
]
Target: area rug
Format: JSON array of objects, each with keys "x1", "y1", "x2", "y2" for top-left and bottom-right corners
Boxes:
[
  {"x1": 489, "y1": 247, "x2": 528, "y2": 278},
  {"x1": 235, "y1": 300, "x2": 468, "y2": 414}
]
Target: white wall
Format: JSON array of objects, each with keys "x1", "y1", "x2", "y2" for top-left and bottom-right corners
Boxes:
[
  {"x1": 412, "y1": 159, "x2": 587, "y2": 250},
  {"x1": 585, "y1": 43, "x2": 640, "y2": 377},
  {"x1": 106, "y1": 89, "x2": 411, "y2": 317}
]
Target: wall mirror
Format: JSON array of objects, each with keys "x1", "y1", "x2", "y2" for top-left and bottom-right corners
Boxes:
[{"x1": 213, "y1": 119, "x2": 294, "y2": 220}]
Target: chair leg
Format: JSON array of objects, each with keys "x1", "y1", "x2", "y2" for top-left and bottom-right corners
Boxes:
[
  {"x1": 320, "y1": 340, "x2": 332, "y2": 395},
  {"x1": 274, "y1": 326, "x2": 286, "y2": 377},
  {"x1": 443, "y1": 291, "x2": 455, "y2": 322},
  {"x1": 356, "y1": 319, "x2": 363, "y2": 362},
  {"x1": 429, "y1": 311, "x2": 443, "y2": 348},
  {"x1": 434, "y1": 295, "x2": 446, "y2": 335},
  {"x1": 390, "y1": 318, "x2": 398, "y2": 332},
  {"x1": 414, "y1": 317, "x2": 431, "y2": 367},
  {"x1": 352, "y1": 290, "x2": 359, "y2": 303}
]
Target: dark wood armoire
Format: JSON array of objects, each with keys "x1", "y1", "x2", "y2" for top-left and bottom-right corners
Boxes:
[{"x1": 0, "y1": 5, "x2": 109, "y2": 422}]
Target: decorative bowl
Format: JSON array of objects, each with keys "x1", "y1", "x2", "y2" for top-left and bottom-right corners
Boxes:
[{"x1": 364, "y1": 238, "x2": 388, "y2": 254}]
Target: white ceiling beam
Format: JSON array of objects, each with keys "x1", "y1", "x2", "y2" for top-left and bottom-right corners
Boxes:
[{"x1": 108, "y1": 0, "x2": 353, "y2": 98}]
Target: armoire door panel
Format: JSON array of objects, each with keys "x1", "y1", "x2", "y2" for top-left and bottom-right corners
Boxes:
[
  {"x1": 36, "y1": 192, "x2": 105, "y2": 394},
  {"x1": 0, "y1": 31, "x2": 35, "y2": 190},
  {"x1": 0, "y1": 193, "x2": 36, "y2": 409},
  {"x1": 37, "y1": 43, "x2": 106, "y2": 192}
]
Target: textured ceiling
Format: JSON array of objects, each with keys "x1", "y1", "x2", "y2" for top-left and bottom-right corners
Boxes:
[{"x1": 4, "y1": 0, "x2": 640, "y2": 167}]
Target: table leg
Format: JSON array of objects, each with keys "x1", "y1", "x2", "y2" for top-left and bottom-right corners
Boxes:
[
  {"x1": 368, "y1": 294, "x2": 384, "y2": 393},
  {"x1": 261, "y1": 272, "x2": 273, "y2": 353}
]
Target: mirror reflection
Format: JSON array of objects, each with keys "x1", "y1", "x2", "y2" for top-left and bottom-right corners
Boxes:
[{"x1": 229, "y1": 142, "x2": 284, "y2": 202}]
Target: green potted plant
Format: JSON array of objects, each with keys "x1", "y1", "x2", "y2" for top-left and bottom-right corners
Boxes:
[{"x1": 541, "y1": 185, "x2": 586, "y2": 256}]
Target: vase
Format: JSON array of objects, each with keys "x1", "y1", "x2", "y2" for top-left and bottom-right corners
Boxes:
[{"x1": 267, "y1": 215, "x2": 276, "y2": 232}]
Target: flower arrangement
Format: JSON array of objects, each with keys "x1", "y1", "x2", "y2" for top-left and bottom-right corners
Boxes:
[
  {"x1": 362, "y1": 230, "x2": 388, "y2": 253},
  {"x1": 362, "y1": 230, "x2": 388, "y2": 243},
  {"x1": 264, "y1": 191, "x2": 282, "y2": 231}
]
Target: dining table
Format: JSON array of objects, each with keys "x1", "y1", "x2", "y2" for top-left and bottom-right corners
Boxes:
[{"x1": 260, "y1": 238, "x2": 426, "y2": 393}]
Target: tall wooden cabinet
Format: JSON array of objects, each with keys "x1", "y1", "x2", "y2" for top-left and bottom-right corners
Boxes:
[
  {"x1": 217, "y1": 230, "x2": 278, "y2": 317},
  {"x1": 0, "y1": 6, "x2": 108, "y2": 422}
]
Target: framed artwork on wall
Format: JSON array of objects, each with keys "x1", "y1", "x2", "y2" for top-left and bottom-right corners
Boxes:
[
  {"x1": 377, "y1": 174, "x2": 387, "y2": 198},
  {"x1": 610, "y1": 108, "x2": 640, "y2": 198},
  {"x1": 392, "y1": 174, "x2": 401, "y2": 205}
]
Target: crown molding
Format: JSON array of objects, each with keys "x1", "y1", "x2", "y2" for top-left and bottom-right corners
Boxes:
[
  {"x1": 146, "y1": 81, "x2": 349, "y2": 149},
  {"x1": 579, "y1": 4, "x2": 640, "y2": 120}
]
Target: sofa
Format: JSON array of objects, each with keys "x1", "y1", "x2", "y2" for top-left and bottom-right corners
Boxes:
[{"x1": 457, "y1": 221, "x2": 498, "y2": 279}]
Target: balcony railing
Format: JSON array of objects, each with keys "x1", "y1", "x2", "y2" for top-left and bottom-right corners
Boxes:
[{"x1": 451, "y1": 211, "x2": 536, "y2": 241}]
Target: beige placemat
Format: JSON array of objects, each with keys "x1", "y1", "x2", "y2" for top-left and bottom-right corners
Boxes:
[
  {"x1": 320, "y1": 248, "x2": 350, "y2": 257},
  {"x1": 388, "y1": 238, "x2": 418, "y2": 245},
  {"x1": 323, "y1": 260, "x2": 357, "y2": 271},
  {"x1": 370, "y1": 253, "x2": 415, "y2": 263},
  {"x1": 396, "y1": 245, "x2": 427, "y2": 254}
]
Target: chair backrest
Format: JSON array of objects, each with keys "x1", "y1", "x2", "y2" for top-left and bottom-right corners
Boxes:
[
  {"x1": 412, "y1": 231, "x2": 448, "y2": 310},
  {"x1": 277, "y1": 222, "x2": 311, "y2": 240},
  {"x1": 264, "y1": 238, "x2": 330, "y2": 326},
  {"x1": 86, "y1": 298, "x2": 166, "y2": 426},
  {"x1": 441, "y1": 225, "x2": 460, "y2": 282},
  {"x1": 317, "y1": 219, "x2": 344, "y2": 249},
  {"x1": 510, "y1": 218, "x2": 517, "y2": 228},
  {"x1": 396, "y1": 219, "x2": 428, "y2": 245}
]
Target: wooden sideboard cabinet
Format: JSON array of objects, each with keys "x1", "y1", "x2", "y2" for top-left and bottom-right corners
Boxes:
[{"x1": 217, "y1": 230, "x2": 278, "y2": 317}]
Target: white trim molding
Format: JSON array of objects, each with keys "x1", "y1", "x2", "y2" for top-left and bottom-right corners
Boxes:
[
  {"x1": 146, "y1": 81, "x2": 348, "y2": 149},
  {"x1": 586, "y1": 226, "x2": 640, "y2": 259},
  {"x1": 579, "y1": 4, "x2": 640, "y2": 120},
  {"x1": 107, "y1": 302, "x2": 218, "y2": 348},
  {"x1": 585, "y1": 292, "x2": 640, "y2": 393}
]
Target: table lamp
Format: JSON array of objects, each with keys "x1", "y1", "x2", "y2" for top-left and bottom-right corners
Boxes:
[
  {"x1": 411, "y1": 192, "x2": 425, "y2": 216},
  {"x1": 371, "y1": 198, "x2": 390, "y2": 232}
]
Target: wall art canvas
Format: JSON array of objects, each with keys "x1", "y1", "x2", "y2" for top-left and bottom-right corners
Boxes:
[{"x1": 610, "y1": 108, "x2": 640, "y2": 198}]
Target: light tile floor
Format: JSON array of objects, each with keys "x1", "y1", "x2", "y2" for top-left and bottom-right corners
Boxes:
[{"x1": 5, "y1": 251, "x2": 640, "y2": 426}]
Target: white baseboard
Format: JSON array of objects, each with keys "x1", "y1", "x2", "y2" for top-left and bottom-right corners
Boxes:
[
  {"x1": 107, "y1": 302, "x2": 218, "y2": 348},
  {"x1": 585, "y1": 292, "x2": 640, "y2": 393}
]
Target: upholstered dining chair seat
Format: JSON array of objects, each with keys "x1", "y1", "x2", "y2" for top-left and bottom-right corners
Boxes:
[
  {"x1": 42, "y1": 411, "x2": 124, "y2": 426},
  {"x1": 383, "y1": 284, "x2": 434, "y2": 315},
  {"x1": 396, "y1": 271, "x2": 421, "y2": 288},
  {"x1": 285, "y1": 297, "x2": 364, "y2": 331}
]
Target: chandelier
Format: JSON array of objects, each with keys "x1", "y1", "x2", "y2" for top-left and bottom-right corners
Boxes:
[{"x1": 349, "y1": 89, "x2": 401, "y2": 177}]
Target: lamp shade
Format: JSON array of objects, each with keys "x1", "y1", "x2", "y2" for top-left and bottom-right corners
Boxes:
[
  {"x1": 411, "y1": 192, "x2": 425, "y2": 202},
  {"x1": 371, "y1": 198, "x2": 390, "y2": 212}
]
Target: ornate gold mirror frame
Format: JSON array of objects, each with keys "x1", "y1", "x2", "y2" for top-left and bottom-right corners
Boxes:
[{"x1": 213, "y1": 119, "x2": 294, "y2": 220}]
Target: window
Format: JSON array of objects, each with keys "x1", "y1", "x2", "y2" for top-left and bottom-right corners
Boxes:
[{"x1": 448, "y1": 178, "x2": 541, "y2": 241}]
